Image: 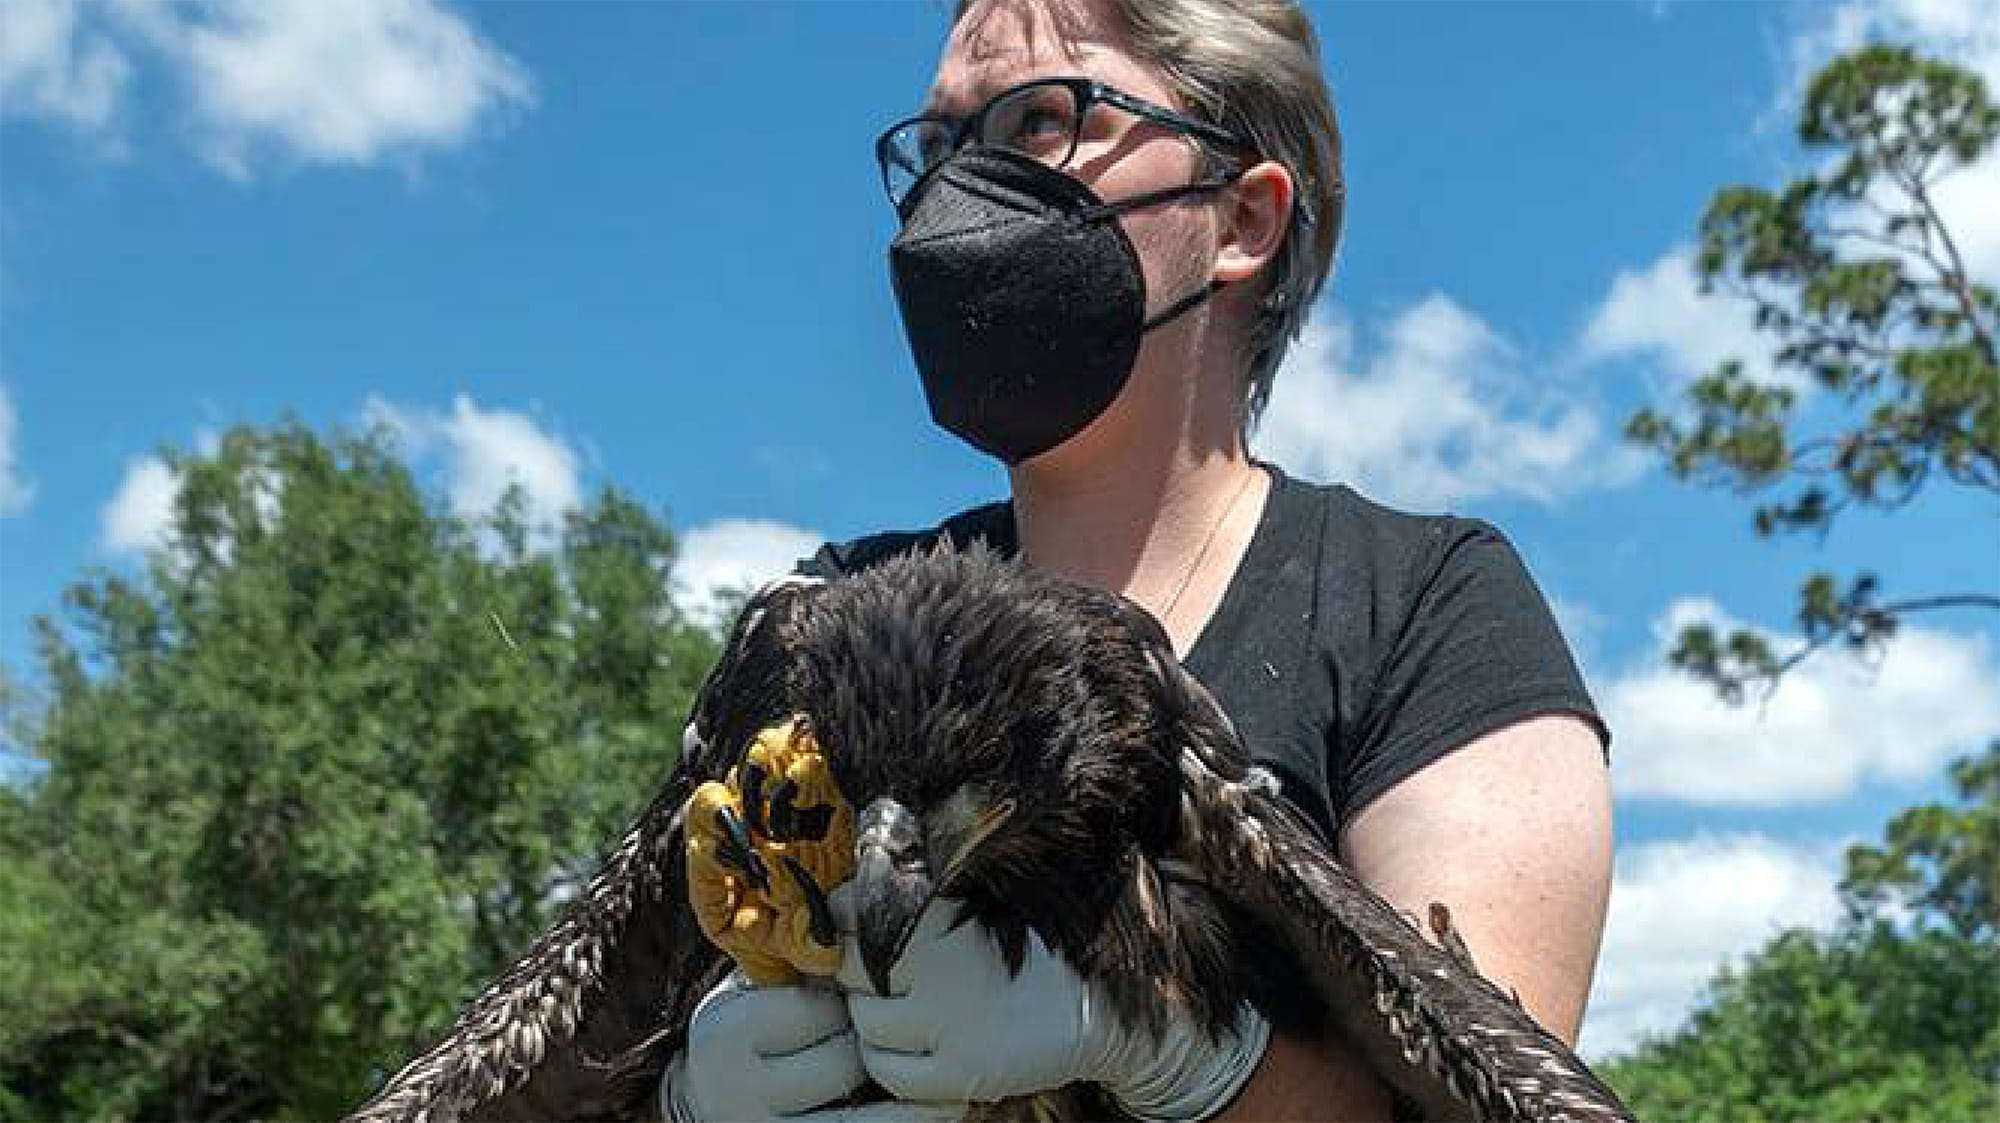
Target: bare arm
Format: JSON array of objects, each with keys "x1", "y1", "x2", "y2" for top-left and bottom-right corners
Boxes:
[{"x1": 1214, "y1": 713, "x2": 1614, "y2": 1120}]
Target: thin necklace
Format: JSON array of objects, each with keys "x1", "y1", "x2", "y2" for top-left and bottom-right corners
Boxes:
[{"x1": 1159, "y1": 466, "x2": 1260, "y2": 628}]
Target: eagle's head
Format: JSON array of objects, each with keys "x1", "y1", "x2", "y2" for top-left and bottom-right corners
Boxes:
[{"x1": 780, "y1": 545, "x2": 1189, "y2": 997}]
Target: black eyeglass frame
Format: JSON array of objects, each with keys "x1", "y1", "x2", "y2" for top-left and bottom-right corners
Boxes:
[{"x1": 874, "y1": 76, "x2": 1258, "y2": 209}]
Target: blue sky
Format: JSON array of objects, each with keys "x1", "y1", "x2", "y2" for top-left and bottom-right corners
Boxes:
[{"x1": 2, "y1": 0, "x2": 1997, "y2": 1059}]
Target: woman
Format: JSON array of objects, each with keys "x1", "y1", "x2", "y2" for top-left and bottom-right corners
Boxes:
[{"x1": 660, "y1": 1, "x2": 1612, "y2": 1120}]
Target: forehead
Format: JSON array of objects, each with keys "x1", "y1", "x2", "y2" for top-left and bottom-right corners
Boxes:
[{"x1": 925, "y1": 0, "x2": 1172, "y2": 116}]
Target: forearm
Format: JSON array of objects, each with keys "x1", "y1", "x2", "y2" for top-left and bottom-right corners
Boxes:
[{"x1": 1212, "y1": 1028, "x2": 1393, "y2": 1123}]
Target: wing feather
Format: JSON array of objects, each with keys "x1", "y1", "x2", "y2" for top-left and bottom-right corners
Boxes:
[
  {"x1": 1146, "y1": 648, "x2": 1635, "y2": 1123},
  {"x1": 344, "y1": 768, "x2": 723, "y2": 1123}
]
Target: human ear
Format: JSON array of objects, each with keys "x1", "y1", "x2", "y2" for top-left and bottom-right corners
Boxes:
[{"x1": 1213, "y1": 160, "x2": 1294, "y2": 285}]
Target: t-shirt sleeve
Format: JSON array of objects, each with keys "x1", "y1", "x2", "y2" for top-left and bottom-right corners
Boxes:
[
  {"x1": 795, "y1": 531, "x2": 925, "y2": 580},
  {"x1": 792, "y1": 502, "x2": 1016, "y2": 581},
  {"x1": 1337, "y1": 521, "x2": 1608, "y2": 823},
  {"x1": 795, "y1": 544, "x2": 845, "y2": 580}
]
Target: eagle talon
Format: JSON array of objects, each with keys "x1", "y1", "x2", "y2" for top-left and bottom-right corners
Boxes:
[
  {"x1": 792, "y1": 803, "x2": 835, "y2": 842},
  {"x1": 713, "y1": 805, "x2": 771, "y2": 892},
  {"x1": 742, "y1": 762, "x2": 771, "y2": 838},
  {"x1": 770, "y1": 778, "x2": 835, "y2": 842},
  {"x1": 783, "y1": 854, "x2": 840, "y2": 948},
  {"x1": 1427, "y1": 902, "x2": 1483, "y2": 976},
  {"x1": 769, "y1": 778, "x2": 800, "y2": 840}
]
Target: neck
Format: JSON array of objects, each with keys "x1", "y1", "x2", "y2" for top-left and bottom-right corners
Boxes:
[
  {"x1": 1009, "y1": 435, "x2": 1267, "y2": 652},
  {"x1": 1005, "y1": 295, "x2": 1270, "y2": 650}
]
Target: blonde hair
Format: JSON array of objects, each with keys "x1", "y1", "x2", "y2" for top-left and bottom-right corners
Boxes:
[{"x1": 953, "y1": 0, "x2": 1345, "y2": 424}]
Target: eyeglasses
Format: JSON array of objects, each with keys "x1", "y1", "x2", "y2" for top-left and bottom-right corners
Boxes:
[{"x1": 875, "y1": 76, "x2": 1254, "y2": 211}]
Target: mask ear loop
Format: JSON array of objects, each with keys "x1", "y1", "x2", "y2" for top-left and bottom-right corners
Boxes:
[
  {"x1": 1143, "y1": 279, "x2": 1224, "y2": 331},
  {"x1": 1079, "y1": 164, "x2": 1246, "y2": 331},
  {"x1": 1074, "y1": 169, "x2": 1242, "y2": 225}
]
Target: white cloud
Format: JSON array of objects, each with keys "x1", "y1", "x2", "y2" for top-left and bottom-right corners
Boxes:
[
  {"x1": 0, "y1": 383, "x2": 32, "y2": 516},
  {"x1": 0, "y1": 0, "x2": 129, "y2": 131},
  {"x1": 432, "y1": 398, "x2": 580, "y2": 528},
  {"x1": 1930, "y1": 149, "x2": 2000, "y2": 281},
  {"x1": 101, "y1": 454, "x2": 178, "y2": 555},
  {"x1": 182, "y1": 0, "x2": 532, "y2": 176},
  {"x1": 0, "y1": 0, "x2": 529, "y2": 174},
  {"x1": 1789, "y1": 0, "x2": 2000, "y2": 102},
  {"x1": 98, "y1": 428, "x2": 287, "y2": 559},
  {"x1": 364, "y1": 394, "x2": 582, "y2": 537},
  {"x1": 1583, "y1": 832, "x2": 1845, "y2": 1059},
  {"x1": 1578, "y1": 245, "x2": 1792, "y2": 393},
  {"x1": 361, "y1": 395, "x2": 421, "y2": 450},
  {"x1": 1253, "y1": 296, "x2": 1637, "y2": 511},
  {"x1": 1589, "y1": 0, "x2": 2000, "y2": 406},
  {"x1": 673, "y1": 518, "x2": 823, "y2": 631},
  {"x1": 1602, "y1": 596, "x2": 2000, "y2": 806}
]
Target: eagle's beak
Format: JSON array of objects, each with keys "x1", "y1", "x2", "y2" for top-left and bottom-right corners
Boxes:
[{"x1": 853, "y1": 796, "x2": 934, "y2": 997}]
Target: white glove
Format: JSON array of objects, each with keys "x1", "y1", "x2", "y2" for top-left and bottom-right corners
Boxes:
[
  {"x1": 833, "y1": 895, "x2": 1270, "y2": 1121},
  {"x1": 659, "y1": 971, "x2": 968, "y2": 1123}
]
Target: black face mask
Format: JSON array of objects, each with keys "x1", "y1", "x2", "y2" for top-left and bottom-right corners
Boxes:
[{"x1": 888, "y1": 147, "x2": 1231, "y2": 464}]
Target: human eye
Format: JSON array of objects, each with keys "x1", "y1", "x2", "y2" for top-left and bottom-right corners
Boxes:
[{"x1": 984, "y1": 84, "x2": 1076, "y2": 162}]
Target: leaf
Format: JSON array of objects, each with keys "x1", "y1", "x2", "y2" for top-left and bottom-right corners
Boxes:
[
  {"x1": 1630, "y1": 42, "x2": 1998, "y2": 702},
  {"x1": 0, "y1": 422, "x2": 721, "y2": 1118}
]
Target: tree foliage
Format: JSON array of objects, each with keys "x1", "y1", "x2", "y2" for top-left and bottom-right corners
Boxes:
[
  {"x1": 1626, "y1": 44, "x2": 1999, "y2": 700},
  {"x1": 0, "y1": 422, "x2": 719, "y2": 1120},
  {"x1": 1842, "y1": 738, "x2": 2000, "y2": 941},
  {"x1": 1604, "y1": 738, "x2": 2000, "y2": 1119},
  {"x1": 1601, "y1": 922, "x2": 2000, "y2": 1123}
]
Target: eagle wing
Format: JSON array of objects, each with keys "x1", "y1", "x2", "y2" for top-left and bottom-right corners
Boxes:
[
  {"x1": 345, "y1": 577, "x2": 827, "y2": 1123},
  {"x1": 345, "y1": 767, "x2": 720, "y2": 1123},
  {"x1": 1148, "y1": 648, "x2": 1636, "y2": 1123}
]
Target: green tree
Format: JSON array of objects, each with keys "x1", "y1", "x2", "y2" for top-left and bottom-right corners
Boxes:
[
  {"x1": 1608, "y1": 41, "x2": 2000, "y2": 1117},
  {"x1": 1626, "y1": 44, "x2": 1999, "y2": 701},
  {"x1": 1842, "y1": 737, "x2": 2000, "y2": 941},
  {"x1": 1602, "y1": 922, "x2": 2000, "y2": 1123},
  {"x1": 1603, "y1": 743, "x2": 2000, "y2": 1118},
  {"x1": 0, "y1": 422, "x2": 718, "y2": 1120}
]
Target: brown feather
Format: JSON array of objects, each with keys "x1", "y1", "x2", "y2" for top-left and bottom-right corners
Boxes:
[
  {"x1": 1147, "y1": 646, "x2": 1635, "y2": 1123},
  {"x1": 347, "y1": 549, "x2": 1635, "y2": 1123}
]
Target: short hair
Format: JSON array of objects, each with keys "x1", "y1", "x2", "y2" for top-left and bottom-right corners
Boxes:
[{"x1": 952, "y1": 0, "x2": 1345, "y2": 425}]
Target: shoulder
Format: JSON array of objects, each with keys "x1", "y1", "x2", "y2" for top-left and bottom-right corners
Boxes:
[
  {"x1": 1329, "y1": 477, "x2": 1506, "y2": 569},
  {"x1": 794, "y1": 500, "x2": 1017, "y2": 579},
  {"x1": 1247, "y1": 473, "x2": 1566, "y2": 709},
  {"x1": 1256, "y1": 469, "x2": 1605, "y2": 821},
  {"x1": 1265, "y1": 468, "x2": 1515, "y2": 604},
  {"x1": 1296, "y1": 473, "x2": 1579, "y2": 690}
]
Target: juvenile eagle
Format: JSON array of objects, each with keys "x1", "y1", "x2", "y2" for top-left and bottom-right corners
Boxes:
[{"x1": 346, "y1": 546, "x2": 1634, "y2": 1123}]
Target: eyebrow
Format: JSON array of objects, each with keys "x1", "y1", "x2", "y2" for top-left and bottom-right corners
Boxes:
[
  {"x1": 922, "y1": 70, "x2": 1055, "y2": 122},
  {"x1": 920, "y1": 81, "x2": 994, "y2": 122},
  {"x1": 921, "y1": 48, "x2": 1101, "y2": 121}
]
